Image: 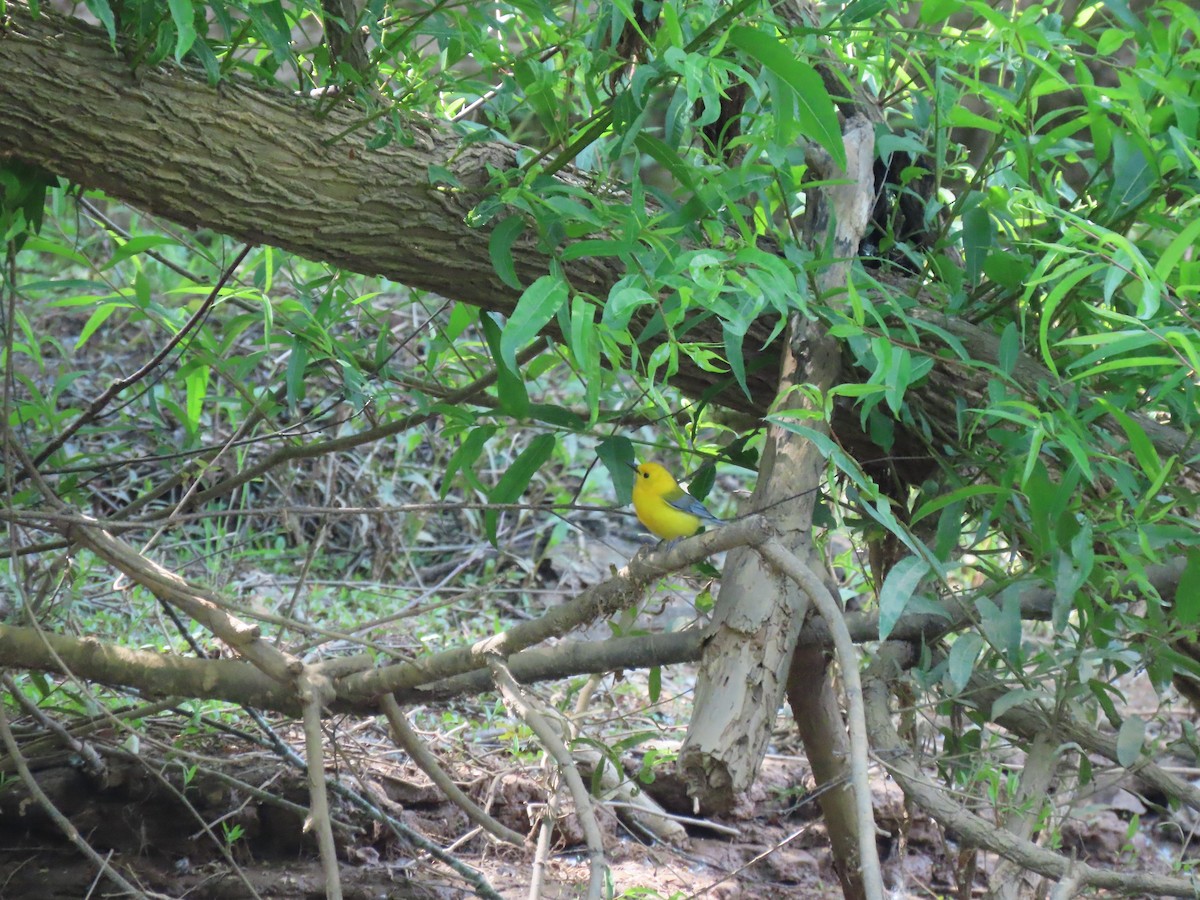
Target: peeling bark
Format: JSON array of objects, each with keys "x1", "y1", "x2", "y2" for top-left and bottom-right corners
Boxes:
[{"x1": 678, "y1": 117, "x2": 879, "y2": 900}]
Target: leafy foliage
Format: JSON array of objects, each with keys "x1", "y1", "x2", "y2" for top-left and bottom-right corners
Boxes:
[{"x1": 2, "y1": 0, "x2": 1200, "y2": 886}]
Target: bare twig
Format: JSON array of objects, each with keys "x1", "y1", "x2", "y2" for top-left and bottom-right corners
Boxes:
[
  {"x1": 31, "y1": 244, "x2": 253, "y2": 469},
  {"x1": 96, "y1": 746, "x2": 266, "y2": 900},
  {"x1": 600, "y1": 800, "x2": 737, "y2": 837},
  {"x1": 485, "y1": 655, "x2": 607, "y2": 900},
  {"x1": 0, "y1": 691, "x2": 152, "y2": 899},
  {"x1": 380, "y1": 694, "x2": 526, "y2": 846},
  {"x1": 530, "y1": 751, "x2": 562, "y2": 900},
  {"x1": 684, "y1": 824, "x2": 817, "y2": 899},
  {"x1": 756, "y1": 538, "x2": 884, "y2": 900},
  {"x1": 989, "y1": 733, "x2": 1058, "y2": 900},
  {"x1": 1049, "y1": 860, "x2": 1084, "y2": 900},
  {"x1": 298, "y1": 669, "x2": 342, "y2": 900},
  {"x1": 242, "y1": 707, "x2": 503, "y2": 897},
  {"x1": 863, "y1": 644, "x2": 1200, "y2": 897},
  {"x1": 340, "y1": 517, "x2": 773, "y2": 702},
  {"x1": 2, "y1": 672, "x2": 105, "y2": 777}
]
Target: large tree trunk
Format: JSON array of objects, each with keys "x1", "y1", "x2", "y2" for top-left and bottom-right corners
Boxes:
[
  {"x1": 679, "y1": 117, "x2": 877, "y2": 897},
  {"x1": 2, "y1": 5, "x2": 1192, "y2": 487},
  {"x1": 0, "y1": 4, "x2": 781, "y2": 412}
]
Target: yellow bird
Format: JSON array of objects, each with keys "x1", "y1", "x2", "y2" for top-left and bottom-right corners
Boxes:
[{"x1": 629, "y1": 461, "x2": 724, "y2": 542}]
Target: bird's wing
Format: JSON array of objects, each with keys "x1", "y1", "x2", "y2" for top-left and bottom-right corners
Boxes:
[{"x1": 667, "y1": 492, "x2": 723, "y2": 524}]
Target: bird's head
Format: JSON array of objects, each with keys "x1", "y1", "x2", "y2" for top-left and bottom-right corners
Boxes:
[{"x1": 630, "y1": 461, "x2": 680, "y2": 492}]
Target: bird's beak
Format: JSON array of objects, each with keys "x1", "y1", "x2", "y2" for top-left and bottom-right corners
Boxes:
[{"x1": 627, "y1": 462, "x2": 639, "y2": 472}]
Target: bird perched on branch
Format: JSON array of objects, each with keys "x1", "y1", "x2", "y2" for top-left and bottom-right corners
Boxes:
[{"x1": 629, "y1": 461, "x2": 724, "y2": 543}]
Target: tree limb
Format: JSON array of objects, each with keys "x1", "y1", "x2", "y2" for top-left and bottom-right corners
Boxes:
[{"x1": 863, "y1": 643, "x2": 1200, "y2": 897}]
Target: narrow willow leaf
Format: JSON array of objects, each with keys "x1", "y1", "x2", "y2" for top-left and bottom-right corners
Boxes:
[
  {"x1": 488, "y1": 216, "x2": 525, "y2": 290},
  {"x1": 480, "y1": 311, "x2": 529, "y2": 418},
  {"x1": 729, "y1": 27, "x2": 845, "y2": 170},
  {"x1": 598, "y1": 435, "x2": 637, "y2": 505},
  {"x1": 878, "y1": 556, "x2": 931, "y2": 640},
  {"x1": 1115, "y1": 715, "x2": 1146, "y2": 767},
  {"x1": 947, "y1": 633, "x2": 983, "y2": 692},
  {"x1": 168, "y1": 0, "x2": 197, "y2": 60},
  {"x1": 500, "y1": 275, "x2": 567, "y2": 373},
  {"x1": 442, "y1": 426, "x2": 497, "y2": 499},
  {"x1": 485, "y1": 434, "x2": 556, "y2": 545}
]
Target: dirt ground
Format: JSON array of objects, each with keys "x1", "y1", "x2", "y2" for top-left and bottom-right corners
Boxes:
[{"x1": 0, "y1": 721, "x2": 1188, "y2": 900}]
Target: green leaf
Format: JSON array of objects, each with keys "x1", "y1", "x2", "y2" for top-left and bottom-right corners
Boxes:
[
  {"x1": 485, "y1": 434, "x2": 556, "y2": 546},
  {"x1": 84, "y1": 0, "x2": 116, "y2": 43},
  {"x1": 1094, "y1": 399, "x2": 1161, "y2": 480},
  {"x1": 947, "y1": 633, "x2": 983, "y2": 692},
  {"x1": 1099, "y1": 0, "x2": 1149, "y2": 40},
  {"x1": 634, "y1": 133, "x2": 697, "y2": 192},
  {"x1": 1115, "y1": 714, "x2": 1146, "y2": 767},
  {"x1": 104, "y1": 235, "x2": 183, "y2": 271},
  {"x1": 728, "y1": 27, "x2": 846, "y2": 171},
  {"x1": 883, "y1": 345, "x2": 912, "y2": 414},
  {"x1": 723, "y1": 324, "x2": 750, "y2": 400},
  {"x1": 568, "y1": 295, "x2": 601, "y2": 422},
  {"x1": 770, "y1": 417, "x2": 940, "y2": 571},
  {"x1": 442, "y1": 426, "x2": 497, "y2": 499},
  {"x1": 499, "y1": 275, "x2": 567, "y2": 373},
  {"x1": 991, "y1": 688, "x2": 1048, "y2": 720},
  {"x1": 962, "y1": 203, "x2": 992, "y2": 286},
  {"x1": 244, "y1": 2, "x2": 293, "y2": 65},
  {"x1": 878, "y1": 556, "x2": 931, "y2": 640},
  {"x1": 648, "y1": 666, "x2": 661, "y2": 703},
  {"x1": 977, "y1": 590, "x2": 1023, "y2": 659},
  {"x1": 1105, "y1": 130, "x2": 1156, "y2": 217},
  {"x1": 837, "y1": 0, "x2": 894, "y2": 24},
  {"x1": 529, "y1": 403, "x2": 586, "y2": 429},
  {"x1": 1037, "y1": 262, "x2": 1105, "y2": 378},
  {"x1": 1176, "y1": 549, "x2": 1200, "y2": 626},
  {"x1": 285, "y1": 342, "x2": 307, "y2": 407},
  {"x1": 75, "y1": 302, "x2": 126, "y2": 349},
  {"x1": 480, "y1": 311, "x2": 529, "y2": 418},
  {"x1": 998, "y1": 322, "x2": 1019, "y2": 375},
  {"x1": 168, "y1": 0, "x2": 197, "y2": 60},
  {"x1": 489, "y1": 216, "x2": 525, "y2": 290},
  {"x1": 597, "y1": 435, "x2": 637, "y2": 505},
  {"x1": 918, "y1": 0, "x2": 962, "y2": 24},
  {"x1": 1154, "y1": 216, "x2": 1200, "y2": 282},
  {"x1": 183, "y1": 363, "x2": 209, "y2": 438}
]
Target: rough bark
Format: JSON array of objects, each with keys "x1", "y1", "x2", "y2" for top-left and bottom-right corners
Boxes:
[
  {"x1": 677, "y1": 326, "x2": 842, "y2": 818},
  {"x1": 0, "y1": 4, "x2": 778, "y2": 411},
  {"x1": 0, "y1": 8, "x2": 601, "y2": 303}
]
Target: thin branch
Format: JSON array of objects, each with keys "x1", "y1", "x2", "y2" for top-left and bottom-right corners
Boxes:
[
  {"x1": 0, "y1": 689, "x2": 153, "y2": 899},
  {"x1": 863, "y1": 643, "x2": 1200, "y2": 897},
  {"x1": 243, "y1": 707, "x2": 505, "y2": 899},
  {"x1": 299, "y1": 670, "x2": 343, "y2": 900},
  {"x1": 31, "y1": 244, "x2": 253, "y2": 469},
  {"x1": 0, "y1": 556, "x2": 1186, "y2": 718},
  {"x1": 756, "y1": 538, "x2": 884, "y2": 900},
  {"x1": 486, "y1": 655, "x2": 607, "y2": 900},
  {"x1": 343, "y1": 515, "x2": 773, "y2": 700},
  {"x1": 380, "y1": 694, "x2": 526, "y2": 847}
]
